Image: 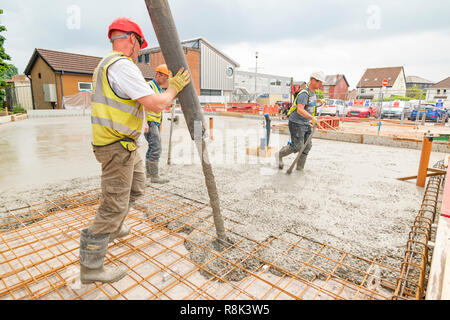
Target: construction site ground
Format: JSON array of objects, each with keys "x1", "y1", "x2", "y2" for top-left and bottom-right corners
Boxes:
[{"x1": 0, "y1": 114, "x2": 448, "y2": 300}]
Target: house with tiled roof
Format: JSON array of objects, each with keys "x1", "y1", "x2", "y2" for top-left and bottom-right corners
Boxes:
[
  {"x1": 406, "y1": 75, "x2": 434, "y2": 90},
  {"x1": 356, "y1": 66, "x2": 406, "y2": 100},
  {"x1": 323, "y1": 74, "x2": 349, "y2": 100},
  {"x1": 426, "y1": 77, "x2": 450, "y2": 102},
  {"x1": 24, "y1": 49, "x2": 155, "y2": 110}
]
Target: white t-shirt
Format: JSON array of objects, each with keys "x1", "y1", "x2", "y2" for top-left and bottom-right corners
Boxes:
[
  {"x1": 107, "y1": 58, "x2": 154, "y2": 146},
  {"x1": 107, "y1": 58, "x2": 154, "y2": 100}
]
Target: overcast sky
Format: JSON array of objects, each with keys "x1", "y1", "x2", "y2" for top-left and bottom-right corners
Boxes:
[{"x1": 1, "y1": 0, "x2": 449, "y2": 89}]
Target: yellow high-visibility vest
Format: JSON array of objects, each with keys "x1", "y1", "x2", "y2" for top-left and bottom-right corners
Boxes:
[
  {"x1": 287, "y1": 87, "x2": 315, "y2": 117},
  {"x1": 91, "y1": 51, "x2": 145, "y2": 152},
  {"x1": 146, "y1": 79, "x2": 162, "y2": 124}
]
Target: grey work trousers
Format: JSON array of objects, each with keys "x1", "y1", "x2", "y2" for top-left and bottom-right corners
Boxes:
[
  {"x1": 144, "y1": 121, "x2": 162, "y2": 162},
  {"x1": 288, "y1": 121, "x2": 313, "y2": 155}
]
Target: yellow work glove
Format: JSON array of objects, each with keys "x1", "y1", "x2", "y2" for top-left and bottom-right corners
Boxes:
[
  {"x1": 310, "y1": 116, "x2": 319, "y2": 126},
  {"x1": 317, "y1": 99, "x2": 326, "y2": 107},
  {"x1": 169, "y1": 68, "x2": 191, "y2": 94}
]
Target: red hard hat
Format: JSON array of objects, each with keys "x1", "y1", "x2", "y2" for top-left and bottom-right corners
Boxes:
[{"x1": 108, "y1": 17, "x2": 148, "y2": 49}]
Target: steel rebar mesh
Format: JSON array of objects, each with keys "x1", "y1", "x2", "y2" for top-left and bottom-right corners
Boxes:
[
  {"x1": 393, "y1": 160, "x2": 445, "y2": 300},
  {"x1": 1, "y1": 185, "x2": 408, "y2": 300}
]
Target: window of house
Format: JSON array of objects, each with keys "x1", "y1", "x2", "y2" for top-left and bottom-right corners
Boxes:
[
  {"x1": 144, "y1": 54, "x2": 150, "y2": 64},
  {"x1": 361, "y1": 89, "x2": 366, "y2": 94},
  {"x1": 370, "y1": 88, "x2": 374, "y2": 91},
  {"x1": 364, "y1": 78, "x2": 368, "y2": 82},
  {"x1": 78, "y1": 82, "x2": 93, "y2": 92},
  {"x1": 38, "y1": 73, "x2": 42, "y2": 79},
  {"x1": 444, "y1": 89, "x2": 447, "y2": 94},
  {"x1": 138, "y1": 55, "x2": 143, "y2": 63},
  {"x1": 437, "y1": 89, "x2": 441, "y2": 94},
  {"x1": 374, "y1": 78, "x2": 378, "y2": 81}
]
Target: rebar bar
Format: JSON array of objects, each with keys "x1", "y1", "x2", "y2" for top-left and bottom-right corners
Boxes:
[
  {"x1": 0, "y1": 186, "x2": 410, "y2": 300},
  {"x1": 393, "y1": 160, "x2": 445, "y2": 300}
]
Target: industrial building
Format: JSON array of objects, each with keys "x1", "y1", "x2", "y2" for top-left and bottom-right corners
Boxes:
[
  {"x1": 138, "y1": 37, "x2": 240, "y2": 104},
  {"x1": 234, "y1": 70, "x2": 292, "y2": 104}
]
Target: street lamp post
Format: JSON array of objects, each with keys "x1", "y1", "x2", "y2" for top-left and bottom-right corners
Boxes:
[{"x1": 254, "y1": 51, "x2": 258, "y2": 102}]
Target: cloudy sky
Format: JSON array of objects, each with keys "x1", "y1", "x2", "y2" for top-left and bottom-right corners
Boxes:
[{"x1": 1, "y1": 0, "x2": 449, "y2": 89}]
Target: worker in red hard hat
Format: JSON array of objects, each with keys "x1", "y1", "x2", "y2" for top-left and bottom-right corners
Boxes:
[
  {"x1": 144, "y1": 64, "x2": 171, "y2": 184},
  {"x1": 79, "y1": 17, "x2": 191, "y2": 285}
]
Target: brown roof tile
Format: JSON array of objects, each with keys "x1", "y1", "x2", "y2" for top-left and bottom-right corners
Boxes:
[
  {"x1": 357, "y1": 66, "x2": 404, "y2": 88},
  {"x1": 324, "y1": 74, "x2": 349, "y2": 87},
  {"x1": 25, "y1": 48, "x2": 155, "y2": 79},
  {"x1": 430, "y1": 76, "x2": 450, "y2": 89}
]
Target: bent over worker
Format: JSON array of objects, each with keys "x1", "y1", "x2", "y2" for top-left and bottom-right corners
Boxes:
[
  {"x1": 144, "y1": 64, "x2": 170, "y2": 184},
  {"x1": 79, "y1": 17, "x2": 191, "y2": 284},
  {"x1": 275, "y1": 71, "x2": 326, "y2": 171}
]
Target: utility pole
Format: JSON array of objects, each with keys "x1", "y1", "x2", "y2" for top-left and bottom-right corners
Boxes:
[
  {"x1": 254, "y1": 51, "x2": 258, "y2": 102},
  {"x1": 145, "y1": 0, "x2": 227, "y2": 246}
]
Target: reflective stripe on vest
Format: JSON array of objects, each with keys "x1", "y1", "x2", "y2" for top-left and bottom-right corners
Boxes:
[
  {"x1": 287, "y1": 87, "x2": 315, "y2": 117},
  {"x1": 91, "y1": 51, "x2": 144, "y2": 151},
  {"x1": 146, "y1": 79, "x2": 162, "y2": 123}
]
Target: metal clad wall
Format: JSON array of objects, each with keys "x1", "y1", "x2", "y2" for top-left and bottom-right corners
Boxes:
[{"x1": 200, "y1": 42, "x2": 234, "y2": 91}]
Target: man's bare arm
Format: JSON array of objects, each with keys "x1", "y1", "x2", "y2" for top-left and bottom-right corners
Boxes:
[
  {"x1": 296, "y1": 104, "x2": 313, "y2": 119},
  {"x1": 138, "y1": 87, "x2": 177, "y2": 113}
]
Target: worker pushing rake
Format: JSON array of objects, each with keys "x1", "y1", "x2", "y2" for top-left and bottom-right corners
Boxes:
[{"x1": 275, "y1": 71, "x2": 327, "y2": 174}]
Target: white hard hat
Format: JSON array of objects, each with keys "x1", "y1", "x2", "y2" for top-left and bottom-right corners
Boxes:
[{"x1": 310, "y1": 71, "x2": 326, "y2": 83}]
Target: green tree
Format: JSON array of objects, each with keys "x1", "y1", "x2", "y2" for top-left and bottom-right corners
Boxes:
[
  {"x1": 0, "y1": 9, "x2": 16, "y2": 104},
  {"x1": 315, "y1": 89, "x2": 325, "y2": 99},
  {"x1": 1, "y1": 63, "x2": 17, "y2": 80},
  {"x1": 406, "y1": 85, "x2": 426, "y2": 100}
]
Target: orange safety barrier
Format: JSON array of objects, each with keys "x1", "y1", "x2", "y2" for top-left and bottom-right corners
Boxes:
[
  {"x1": 204, "y1": 104, "x2": 226, "y2": 112},
  {"x1": 203, "y1": 103, "x2": 280, "y2": 116}
]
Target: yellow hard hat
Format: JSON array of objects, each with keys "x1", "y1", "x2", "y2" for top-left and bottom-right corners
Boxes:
[{"x1": 155, "y1": 64, "x2": 170, "y2": 77}]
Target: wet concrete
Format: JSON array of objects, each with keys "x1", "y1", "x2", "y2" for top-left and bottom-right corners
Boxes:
[
  {"x1": 0, "y1": 115, "x2": 447, "y2": 282},
  {"x1": 0, "y1": 117, "x2": 98, "y2": 193}
]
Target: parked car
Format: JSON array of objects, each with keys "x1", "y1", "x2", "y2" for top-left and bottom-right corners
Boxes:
[
  {"x1": 346, "y1": 104, "x2": 379, "y2": 118},
  {"x1": 409, "y1": 103, "x2": 447, "y2": 122},
  {"x1": 317, "y1": 99, "x2": 347, "y2": 116},
  {"x1": 380, "y1": 101, "x2": 413, "y2": 119}
]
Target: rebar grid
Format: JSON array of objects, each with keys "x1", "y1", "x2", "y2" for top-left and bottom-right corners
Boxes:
[
  {"x1": 0, "y1": 186, "x2": 405, "y2": 300},
  {"x1": 393, "y1": 160, "x2": 445, "y2": 300}
]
